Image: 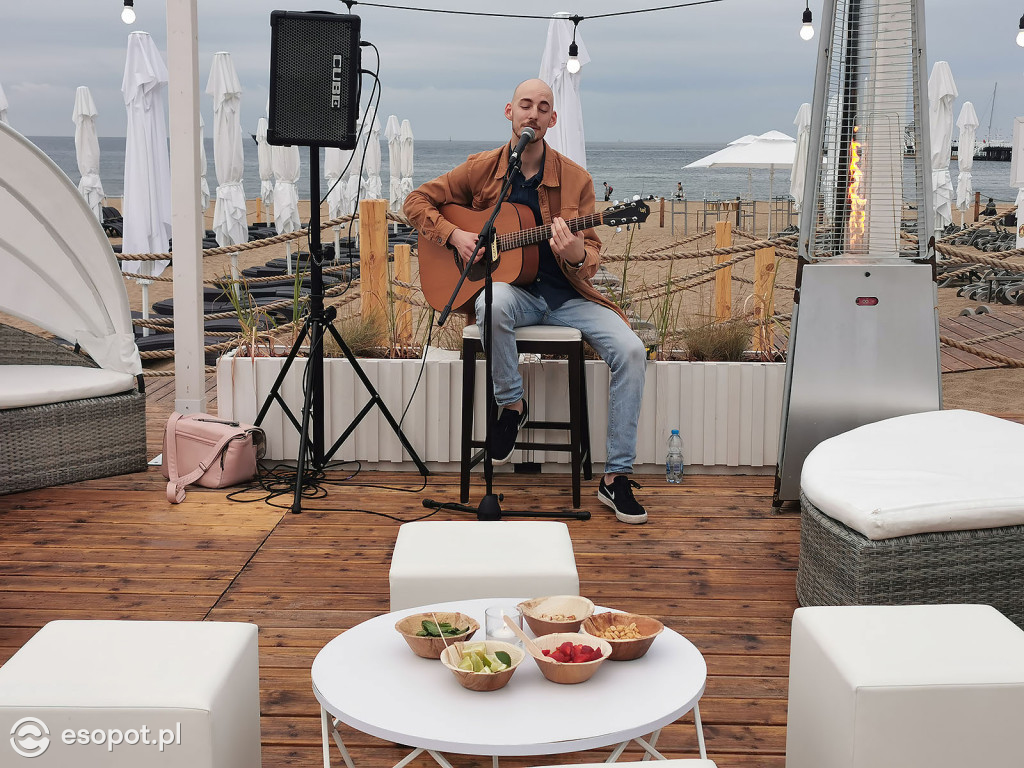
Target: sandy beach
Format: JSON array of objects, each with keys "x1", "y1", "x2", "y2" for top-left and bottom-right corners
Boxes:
[{"x1": 28, "y1": 194, "x2": 1024, "y2": 415}]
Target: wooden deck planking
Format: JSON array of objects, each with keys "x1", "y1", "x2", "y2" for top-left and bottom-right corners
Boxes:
[
  {"x1": 940, "y1": 311, "x2": 1024, "y2": 372},
  {"x1": 0, "y1": 372, "x2": 799, "y2": 768}
]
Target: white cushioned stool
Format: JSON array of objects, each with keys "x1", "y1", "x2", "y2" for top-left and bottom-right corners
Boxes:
[
  {"x1": 786, "y1": 605, "x2": 1024, "y2": 768},
  {"x1": 798, "y1": 410, "x2": 1024, "y2": 626},
  {"x1": 0, "y1": 620, "x2": 261, "y2": 768},
  {"x1": 389, "y1": 520, "x2": 579, "y2": 610}
]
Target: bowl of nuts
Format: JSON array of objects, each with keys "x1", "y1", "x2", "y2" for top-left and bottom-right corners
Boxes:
[
  {"x1": 580, "y1": 611, "x2": 664, "y2": 661},
  {"x1": 517, "y1": 595, "x2": 594, "y2": 636}
]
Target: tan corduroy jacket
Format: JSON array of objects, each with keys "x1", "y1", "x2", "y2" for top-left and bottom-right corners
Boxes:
[{"x1": 403, "y1": 141, "x2": 627, "y2": 323}]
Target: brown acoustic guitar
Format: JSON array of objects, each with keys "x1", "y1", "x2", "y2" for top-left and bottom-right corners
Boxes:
[{"x1": 417, "y1": 199, "x2": 651, "y2": 314}]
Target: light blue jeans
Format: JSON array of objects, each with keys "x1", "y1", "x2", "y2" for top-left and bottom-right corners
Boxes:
[{"x1": 474, "y1": 284, "x2": 646, "y2": 475}]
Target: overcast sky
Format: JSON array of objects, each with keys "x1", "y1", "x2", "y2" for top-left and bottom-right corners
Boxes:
[{"x1": 1, "y1": 0, "x2": 1021, "y2": 143}]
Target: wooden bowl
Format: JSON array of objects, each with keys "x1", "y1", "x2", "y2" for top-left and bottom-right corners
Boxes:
[
  {"x1": 529, "y1": 632, "x2": 612, "y2": 684},
  {"x1": 581, "y1": 611, "x2": 664, "y2": 661},
  {"x1": 517, "y1": 595, "x2": 595, "y2": 636},
  {"x1": 440, "y1": 640, "x2": 525, "y2": 692},
  {"x1": 394, "y1": 612, "x2": 479, "y2": 659}
]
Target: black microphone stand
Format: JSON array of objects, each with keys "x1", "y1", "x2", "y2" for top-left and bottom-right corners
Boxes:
[{"x1": 422, "y1": 144, "x2": 589, "y2": 522}]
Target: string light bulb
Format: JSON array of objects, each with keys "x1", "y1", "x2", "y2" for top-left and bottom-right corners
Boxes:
[
  {"x1": 121, "y1": 0, "x2": 136, "y2": 24},
  {"x1": 1017, "y1": 13, "x2": 1024, "y2": 47},
  {"x1": 566, "y1": 15, "x2": 582, "y2": 74},
  {"x1": 800, "y1": 4, "x2": 814, "y2": 41}
]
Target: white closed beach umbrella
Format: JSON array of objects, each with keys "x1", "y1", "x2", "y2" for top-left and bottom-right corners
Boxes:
[
  {"x1": 955, "y1": 102, "x2": 978, "y2": 214},
  {"x1": 256, "y1": 116, "x2": 274, "y2": 222},
  {"x1": 121, "y1": 31, "x2": 171, "y2": 279},
  {"x1": 325, "y1": 145, "x2": 353, "y2": 261},
  {"x1": 362, "y1": 116, "x2": 382, "y2": 201},
  {"x1": 0, "y1": 82, "x2": 8, "y2": 124},
  {"x1": 1012, "y1": 118, "x2": 1024, "y2": 249},
  {"x1": 72, "y1": 86, "x2": 105, "y2": 222},
  {"x1": 384, "y1": 114, "x2": 402, "y2": 213},
  {"x1": 539, "y1": 12, "x2": 589, "y2": 168},
  {"x1": 272, "y1": 142, "x2": 301, "y2": 272},
  {"x1": 399, "y1": 119, "x2": 414, "y2": 207},
  {"x1": 928, "y1": 61, "x2": 957, "y2": 238},
  {"x1": 199, "y1": 112, "x2": 210, "y2": 213},
  {"x1": 790, "y1": 103, "x2": 811, "y2": 213},
  {"x1": 206, "y1": 52, "x2": 247, "y2": 249}
]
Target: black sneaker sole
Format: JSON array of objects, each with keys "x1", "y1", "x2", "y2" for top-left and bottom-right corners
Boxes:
[
  {"x1": 598, "y1": 487, "x2": 648, "y2": 525},
  {"x1": 490, "y1": 402, "x2": 529, "y2": 465}
]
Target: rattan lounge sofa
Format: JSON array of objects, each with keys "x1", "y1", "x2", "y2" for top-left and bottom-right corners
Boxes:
[
  {"x1": 0, "y1": 324, "x2": 147, "y2": 495},
  {"x1": 796, "y1": 409, "x2": 1024, "y2": 628}
]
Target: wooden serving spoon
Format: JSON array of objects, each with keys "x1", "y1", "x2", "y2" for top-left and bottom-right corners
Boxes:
[{"x1": 503, "y1": 614, "x2": 545, "y2": 660}]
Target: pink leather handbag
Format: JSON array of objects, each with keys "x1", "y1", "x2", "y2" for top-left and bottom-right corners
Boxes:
[{"x1": 162, "y1": 412, "x2": 265, "y2": 503}]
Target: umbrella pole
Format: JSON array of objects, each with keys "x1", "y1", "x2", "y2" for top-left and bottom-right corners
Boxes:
[
  {"x1": 230, "y1": 252, "x2": 240, "y2": 284},
  {"x1": 285, "y1": 241, "x2": 293, "y2": 275},
  {"x1": 333, "y1": 226, "x2": 341, "y2": 264}
]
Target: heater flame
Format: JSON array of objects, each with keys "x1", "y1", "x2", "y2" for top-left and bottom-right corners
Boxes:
[{"x1": 848, "y1": 126, "x2": 866, "y2": 250}]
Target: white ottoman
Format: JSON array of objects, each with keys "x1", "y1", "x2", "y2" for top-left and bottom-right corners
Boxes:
[
  {"x1": 389, "y1": 521, "x2": 579, "y2": 610},
  {"x1": 0, "y1": 620, "x2": 261, "y2": 768},
  {"x1": 786, "y1": 605, "x2": 1024, "y2": 768}
]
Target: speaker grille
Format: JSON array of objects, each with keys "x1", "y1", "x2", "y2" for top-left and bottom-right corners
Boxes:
[{"x1": 268, "y1": 11, "x2": 360, "y2": 148}]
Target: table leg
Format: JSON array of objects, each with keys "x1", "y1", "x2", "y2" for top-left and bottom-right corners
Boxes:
[
  {"x1": 321, "y1": 707, "x2": 357, "y2": 768},
  {"x1": 693, "y1": 703, "x2": 707, "y2": 760}
]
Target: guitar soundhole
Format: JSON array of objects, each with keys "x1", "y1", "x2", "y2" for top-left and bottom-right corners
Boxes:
[{"x1": 450, "y1": 248, "x2": 497, "y2": 283}]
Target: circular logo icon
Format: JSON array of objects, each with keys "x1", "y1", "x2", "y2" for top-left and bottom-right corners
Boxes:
[{"x1": 10, "y1": 717, "x2": 50, "y2": 758}]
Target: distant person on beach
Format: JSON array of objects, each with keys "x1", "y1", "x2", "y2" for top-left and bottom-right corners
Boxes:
[
  {"x1": 676, "y1": 182, "x2": 684, "y2": 199},
  {"x1": 982, "y1": 198, "x2": 997, "y2": 216},
  {"x1": 603, "y1": 181, "x2": 613, "y2": 201},
  {"x1": 405, "y1": 78, "x2": 649, "y2": 525}
]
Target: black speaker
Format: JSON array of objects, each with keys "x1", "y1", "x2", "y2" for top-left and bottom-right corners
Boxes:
[{"x1": 268, "y1": 10, "x2": 360, "y2": 148}]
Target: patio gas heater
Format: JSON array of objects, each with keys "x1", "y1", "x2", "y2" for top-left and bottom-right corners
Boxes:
[{"x1": 774, "y1": 0, "x2": 941, "y2": 504}]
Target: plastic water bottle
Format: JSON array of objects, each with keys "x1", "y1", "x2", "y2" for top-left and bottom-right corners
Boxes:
[{"x1": 666, "y1": 429, "x2": 684, "y2": 484}]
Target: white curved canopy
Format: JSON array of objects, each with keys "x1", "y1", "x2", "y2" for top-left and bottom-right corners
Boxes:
[{"x1": 0, "y1": 123, "x2": 141, "y2": 375}]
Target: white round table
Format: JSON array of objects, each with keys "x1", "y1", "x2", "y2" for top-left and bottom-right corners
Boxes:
[{"x1": 312, "y1": 598, "x2": 707, "y2": 767}]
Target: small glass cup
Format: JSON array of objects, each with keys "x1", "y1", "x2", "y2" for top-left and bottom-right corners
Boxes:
[{"x1": 485, "y1": 604, "x2": 524, "y2": 647}]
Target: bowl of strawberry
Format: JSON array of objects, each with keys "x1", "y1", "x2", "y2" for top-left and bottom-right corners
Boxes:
[{"x1": 530, "y1": 632, "x2": 613, "y2": 684}]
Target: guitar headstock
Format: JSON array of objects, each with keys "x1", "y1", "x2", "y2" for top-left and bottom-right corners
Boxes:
[{"x1": 602, "y1": 199, "x2": 651, "y2": 227}]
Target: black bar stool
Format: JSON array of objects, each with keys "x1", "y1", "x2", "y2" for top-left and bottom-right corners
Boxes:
[{"x1": 461, "y1": 324, "x2": 592, "y2": 508}]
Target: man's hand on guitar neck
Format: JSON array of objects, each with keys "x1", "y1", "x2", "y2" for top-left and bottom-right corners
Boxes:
[
  {"x1": 550, "y1": 217, "x2": 586, "y2": 268},
  {"x1": 449, "y1": 228, "x2": 486, "y2": 265}
]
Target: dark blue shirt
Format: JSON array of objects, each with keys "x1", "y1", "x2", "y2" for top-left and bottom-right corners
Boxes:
[{"x1": 506, "y1": 155, "x2": 579, "y2": 310}]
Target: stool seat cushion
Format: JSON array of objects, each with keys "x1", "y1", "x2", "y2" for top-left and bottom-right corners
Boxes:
[
  {"x1": 801, "y1": 409, "x2": 1024, "y2": 540},
  {"x1": 462, "y1": 324, "x2": 582, "y2": 342}
]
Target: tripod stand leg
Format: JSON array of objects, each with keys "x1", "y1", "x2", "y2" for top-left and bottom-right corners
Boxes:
[{"x1": 322, "y1": 322, "x2": 430, "y2": 476}]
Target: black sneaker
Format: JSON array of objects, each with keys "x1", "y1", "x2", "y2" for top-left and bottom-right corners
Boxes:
[
  {"x1": 489, "y1": 399, "x2": 528, "y2": 465},
  {"x1": 598, "y1": 476, "x2": 648, "y2": 524}
]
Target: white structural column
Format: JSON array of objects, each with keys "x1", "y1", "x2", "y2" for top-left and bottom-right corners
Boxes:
[{"x1": 166, "y1": 0, "x2": 206, "y2": 413}]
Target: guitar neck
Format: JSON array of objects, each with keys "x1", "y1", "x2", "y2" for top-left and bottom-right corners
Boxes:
[{"x1": 496, "y1": 212, "x2": 604, "y2": 252}]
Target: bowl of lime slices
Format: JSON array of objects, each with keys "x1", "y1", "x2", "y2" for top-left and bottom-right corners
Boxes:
[{"x1": 440, "y1": 640, "x2": 525, "y2": 691}]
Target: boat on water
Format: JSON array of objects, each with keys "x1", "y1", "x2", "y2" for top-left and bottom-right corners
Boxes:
[{"x1": 974, "y1": 139, "x2": 1012, "y2": 162}]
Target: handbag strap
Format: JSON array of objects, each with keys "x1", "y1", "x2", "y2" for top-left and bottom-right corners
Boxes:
[{"x1": 165, "y1": 413, "x2": 243, "y2": 504}]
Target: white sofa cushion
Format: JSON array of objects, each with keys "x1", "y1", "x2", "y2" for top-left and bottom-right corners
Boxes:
[
  {"x1": 801, "y1": 409, "x2": 1024, "y2": 540},
  {"x1": 0, "y1": 364, "x2": 136, "y2": 409}
]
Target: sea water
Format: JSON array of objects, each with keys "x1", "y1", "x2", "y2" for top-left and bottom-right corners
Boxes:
[{"x1": 29, "y1": 136, "x2": 1021, "y2": 208}]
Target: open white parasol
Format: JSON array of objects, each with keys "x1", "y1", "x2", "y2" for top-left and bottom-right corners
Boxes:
[
  {"x1": 539, "y1": 12, "x2": 589, "y2": 168},
  {"x1": 72, "y1": 86, "x2": 105, "y2": 222}
]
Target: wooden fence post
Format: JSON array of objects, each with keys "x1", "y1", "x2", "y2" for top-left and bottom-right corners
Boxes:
[
  {"x1": 714, "y1": 221, "x2": 733, "y2": 321},
  {"x1": 753, "y1": 246, "x2": 776, "y2": 358},
  {"x1": 360, "y1": 199, "x2": 389, "y2": 323},
  {"x1": 974, "y1": 191, "x2": 980, "y2": 223},
  {"x1": 659, "y1": 197, "x2": 665, "y2": 228},
  {"x1": 393, "y1": 243, "x2": 412, "y2": 348}
]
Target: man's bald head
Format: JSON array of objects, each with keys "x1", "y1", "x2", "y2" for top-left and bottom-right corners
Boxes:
[{"x1": 511, "y1": 78, "x2": 555, "y2": 107}]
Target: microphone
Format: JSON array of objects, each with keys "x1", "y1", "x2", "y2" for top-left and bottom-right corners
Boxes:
[{"x1": 509, "y1": 127, "x2": 536, "y2": 167}]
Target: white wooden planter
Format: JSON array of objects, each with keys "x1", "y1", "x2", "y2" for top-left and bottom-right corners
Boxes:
[{"x1": 217, "y1": 353, "x2": 785, "y2": 473}]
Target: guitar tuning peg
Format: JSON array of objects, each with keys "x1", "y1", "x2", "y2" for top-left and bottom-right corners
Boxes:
[
  {"x1": 633, "y1": 195, "x2": 641, "y2": 201},
  {"x1": 615, "y1": 226, "x2": 622, "y2": 233}
]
